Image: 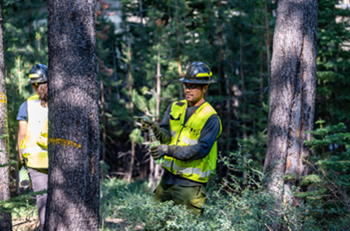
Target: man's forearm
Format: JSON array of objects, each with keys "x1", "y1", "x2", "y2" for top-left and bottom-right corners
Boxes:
[
  {"x1": 169, "y1": 144, "x2": 208, "y2": 162},
  {"x1": 17, "y1": 136, "x2": 25, "y2": 170},
  {"x1": 156, "y1": 128, "x2": 172, "y2": 144},
  {"x1": 17, "y1": 135, "x2": 25, "y2": 158}
]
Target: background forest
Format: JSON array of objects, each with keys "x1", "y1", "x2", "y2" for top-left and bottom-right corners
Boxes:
[{"x1": 1, "y1": 0, "x2": 350, "y2": 230}]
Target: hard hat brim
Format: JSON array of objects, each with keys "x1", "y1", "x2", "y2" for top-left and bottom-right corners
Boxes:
[
  {"x1": 180, "y1": 78, "x2": 217, "y2": 84},
  {"x1": 28, "y1": 78, "x2": 47, "y2": 84}
]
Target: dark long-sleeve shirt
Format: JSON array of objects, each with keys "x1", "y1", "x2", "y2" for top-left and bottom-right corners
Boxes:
[{"x1": 160, "y1": 102, "x2": 220, "y2": 186}]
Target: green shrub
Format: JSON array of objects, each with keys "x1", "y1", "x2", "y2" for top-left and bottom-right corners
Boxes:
[{"x1": 100, "y1": 148, "x2": 305, "y2": 231}]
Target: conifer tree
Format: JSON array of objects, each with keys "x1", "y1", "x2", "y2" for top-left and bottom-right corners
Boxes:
[
  {"x1": 315, "y1": 0, "x2": 350, "y2": 127},
  {"x1": 264, "y1": 0, "x2": 318, "y2": 209},
  {"x1": 44, "y1": 0, "x2": 99, "y2": 230},
  {"x1": 0, "y1": 0, "x2": 12, "y2": 230}
]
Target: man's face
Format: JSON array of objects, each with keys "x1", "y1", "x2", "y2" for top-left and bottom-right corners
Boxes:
[{"x1": 183, "y1": 83, "x2": 208, "y2": 105}]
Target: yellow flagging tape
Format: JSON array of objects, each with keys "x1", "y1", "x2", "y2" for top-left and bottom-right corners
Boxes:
[
  {"x1": 48, "y1": 138, "x2": 81, "y2": 149},
  {"x1": 0, "y1": 93, "x2": 7, "y2": 104}
]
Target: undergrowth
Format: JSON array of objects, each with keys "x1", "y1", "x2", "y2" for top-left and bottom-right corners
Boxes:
[
  {"x1": 99, "y1": 147, "x2": 349, "y2": 231},
  {"x1": 2, "y1": 142, "x2": 349, "y2": 230}
]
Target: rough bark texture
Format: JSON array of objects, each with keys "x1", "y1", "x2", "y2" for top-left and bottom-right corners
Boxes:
[
  {"x1": 263, "y1": 0, "x2": 318, "y2": 206},
  {"x1": 0, "y1": 0, "x2": 12, "y2": 230},
  {"x1": 45, "y1": 1, "x2": 99, "y2": 230}
]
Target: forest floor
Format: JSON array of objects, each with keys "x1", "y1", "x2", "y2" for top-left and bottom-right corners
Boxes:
[
  {"x1": 10, "y1": 179, "x2": 145, "y2": 231},
  {"x1": 12, "y1": 218, "x2": 143, "y2": 231},
  {"x1": 10, "y1": 177, "x2": 346, "y2": 231},
  {"x1": 103, "y1": 218, "x2": 143, "y2": 230}
]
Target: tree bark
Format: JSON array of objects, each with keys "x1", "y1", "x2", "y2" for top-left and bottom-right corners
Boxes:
[
  {"x1": 264, "y1": 0, "x2": 318, "y2": 209},
  {"x1": 45, "y1": 1, "x2": 99, "y2": 230},
  {"x1": 0, "y1": 1, "x2": 12, "y2": 230}
]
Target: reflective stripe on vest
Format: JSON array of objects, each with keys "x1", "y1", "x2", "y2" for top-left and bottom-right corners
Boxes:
[
  {"x1": 20, "y1": 146, "x2": 47, "y2": 154},
  {"x1": 20, "y1": 94, "x2": 48, "y2": 169},
  {"x1": 162, "y1": 100, "x2": 222, "y2": 183},
  {"x1": 162, "y1": 161, "x2": 212, "y2": 178}
]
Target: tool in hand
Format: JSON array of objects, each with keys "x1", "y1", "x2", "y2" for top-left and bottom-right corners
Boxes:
[{"x1": 133, "y1": 116, "x2": 165, "y2": 164}]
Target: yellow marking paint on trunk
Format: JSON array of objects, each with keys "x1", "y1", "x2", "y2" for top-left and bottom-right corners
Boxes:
[
  {"x1": 48, "y1": 138, "x2": 81, "y2": 149},
  {"x1": 0, "y1": 93, "x2": 7, "y2": 104}
]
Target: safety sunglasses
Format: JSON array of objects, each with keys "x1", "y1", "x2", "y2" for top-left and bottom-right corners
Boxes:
[{"x1": 183, "y1": 84, "x2": 202, "y2": 90}]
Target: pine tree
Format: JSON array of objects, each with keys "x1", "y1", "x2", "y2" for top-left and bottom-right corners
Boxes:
[
  {"x1": 302, "y1": 120, "x2": 350, "y2": 228},
  {"x1": 315, "y1": 0, "x2": 350, "y2": 127},
  {"x1": 264, "y1": 0, "x2": 318, "y2": 210},
  {"x1": 0, "y1": 0, "x2": 12, "y2": 229},
  {"x1": 111, "y1": 0, "x2": 276, "y2": 180},
  {"x1": 44, "y1": 1, "x2": 99, "y2": 230}
]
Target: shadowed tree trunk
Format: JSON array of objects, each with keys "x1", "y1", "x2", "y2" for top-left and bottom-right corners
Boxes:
[
  {"x1": 0, "y1": 1, "x2": 12, "y2": 230},
  {"x1": 263, "y1": 0, "x2": 318, "y2": 210},
  {"x1": 45, "y1": 1, "x2": 99, "y2": 230}
]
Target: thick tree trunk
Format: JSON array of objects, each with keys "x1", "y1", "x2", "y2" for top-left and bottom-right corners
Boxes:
[
  {"x1": 45, "y1": 1, "x2": 99, "y2": 230},
  {"x1": 0, "y1": 1, "x2": 12, "y2": 230},
  {"x1": 264, "y1": 0, "x2": 318, "y2": 208}
]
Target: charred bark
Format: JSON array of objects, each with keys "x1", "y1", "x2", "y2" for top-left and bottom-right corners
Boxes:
[
  {"x1": 45, "y1": 1, "x2": 99, "y2": 230},
  {"x1": 264, "y1": 0, "x2": 318, "y2": 207},
  {"x1": 0, "y1": 1, "x2": 12, "y2": 230}
]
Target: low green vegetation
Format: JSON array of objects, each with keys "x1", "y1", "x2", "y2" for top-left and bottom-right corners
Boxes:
[
  {"x1": 98, "y1": 148, "x2": 350, "y2": 231},
  {"x1": 2, "y1": 142, "x2": 349, "y2": 230}
]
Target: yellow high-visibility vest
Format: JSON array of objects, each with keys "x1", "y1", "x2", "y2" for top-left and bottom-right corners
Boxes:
[
  {"x1": 20, "y1": 94, "x2": 48, "y2": 168},
  {"x1": 162, "y1": 100, "x2": 222, "y2": 183}
]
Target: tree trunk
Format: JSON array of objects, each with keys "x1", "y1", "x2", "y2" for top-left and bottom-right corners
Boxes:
[
  {"x1": 156, "y1": 39, "x2": 161, "y2": 122},
  {"x1": 149, "y1": 32, "x2": 163, "y2": 189},
  {"x1": 45, "y1": 1, "x2": 99, "y2": 230},
  {"x1": 126, "y1": 41, "x2": 134, "y2": 182},
  {"x1": 127, "y1": 142, "x2": 135, "y2": 182},
  {"x1": 264, "y1": 0, "x2": 318, "y2": 210},
  {"x1": 175, "y1": 0, "x2": 183, "y2": 100},
  {"x1": 264, "y1": 0, "x2": 271, "y2": 84},
  {"x1": 0, "y1": 1, "x2": 12, "y2": 230},
  {"x1": 28, "y1": 0, "x2": 33, "y2": 43},
  {"x1": 239, "y1": 0, "x2": 248, "y2": 182},
  {"x1": 16, "y1": 56, "x2": 23, "y2": 95}
]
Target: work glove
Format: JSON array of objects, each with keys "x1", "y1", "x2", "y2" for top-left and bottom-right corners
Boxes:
[
  {"x1": 150, "y1": 145, "x2": 176, "y2": 160},
  {"x1": 141, "y1": 119, "x2": 160, "y2": 134},
  {"x1": 17, "y1": 155, "x2": 25, "y2": 170},
  {"x1": 141, "y1": 118, "x2": 172, "y2": 143}
]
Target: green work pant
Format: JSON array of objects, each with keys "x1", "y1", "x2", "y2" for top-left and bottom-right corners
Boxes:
[{"x1": 154, "y1": 180, "x2": 206, "y2": 215}]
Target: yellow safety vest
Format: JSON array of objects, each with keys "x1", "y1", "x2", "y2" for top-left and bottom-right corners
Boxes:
[
  {"x1": 20, "y1": 94, "x2": 48, "y2": 169},
  {"x1": 162, "y1": 100, "x2": 222, "y2": 183}
]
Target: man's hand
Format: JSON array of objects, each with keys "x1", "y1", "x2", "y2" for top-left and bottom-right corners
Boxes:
[
  {"x1": 17, "y1": 155, "x2": 24, "y2": 170},
  {"x1": 151, "y1": 145, "x2": 169, "y2": 159},
  {"x1": 141, "y1": 120, "x2": 160, "y2": 134}
]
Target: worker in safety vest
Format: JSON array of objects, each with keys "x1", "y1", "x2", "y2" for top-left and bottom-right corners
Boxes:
[
  {"x1": 142, "y1": 61, "x2": 222, "y2": 215},
  {"x1": 17, "y1": 64, "x2": 48, "y2": 231}
]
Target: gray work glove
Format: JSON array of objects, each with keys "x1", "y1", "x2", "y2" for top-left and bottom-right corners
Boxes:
[
  {"x1": 141, "y1": 120, "x2": 160, "y2": 134},
  {"x1": 141, "y1": 119, "x2": 172, "y2": 143},
  {"x1": 150, "y1": 145, "x2": 176, "y2": 160}
]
